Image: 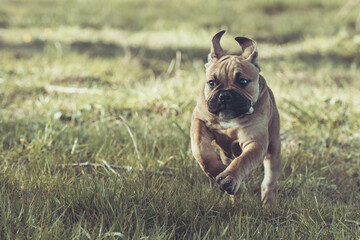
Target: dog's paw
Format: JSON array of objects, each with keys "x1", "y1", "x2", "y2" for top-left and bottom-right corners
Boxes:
[
  {"x1": 261, "y1": 185, "x2": 278, "y2": 207},
  {"x1": 216, "y1": 171, "x2": 241, "y2": 195}
]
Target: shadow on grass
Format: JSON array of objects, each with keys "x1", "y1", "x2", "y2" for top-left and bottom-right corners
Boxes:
[
  {"x1": 0, "y1": 39, "x2": 209, "y2": 75},
  {"x1": 0, "y1": 39, "x2": 46, "y2": 59},
  {"x1": 0, "y1": 39, "x2": 357, "y2": 68},
  {"x1": 69, "y1": 40, "x2": 210, "y2": 63},
  {"x1": 294, "y1": 52, "x2": 358, "y2": 66},
  {"x1": 0, "y1": 39, "x2": 209, "y2": 62}
]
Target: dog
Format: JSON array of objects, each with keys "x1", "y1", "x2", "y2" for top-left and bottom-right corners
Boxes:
[{"x1": 190, "y1": 30, "x2": 281, "y2": 206}]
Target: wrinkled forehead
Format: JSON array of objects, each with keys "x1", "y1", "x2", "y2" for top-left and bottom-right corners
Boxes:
[{"x1": 207, "y1": 55, "x2": 259, "y2": 80}]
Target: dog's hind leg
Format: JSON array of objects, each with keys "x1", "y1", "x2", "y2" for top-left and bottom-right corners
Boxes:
[
  {"x1": 219, "y1": 150, "x2": 232, "y2": 166},
  {"x1": 261, "y1": 139, "x2": 281, "y2": 207},
  {"x1": 212, "y1": 138, "x2": 233, "y2": 166}
]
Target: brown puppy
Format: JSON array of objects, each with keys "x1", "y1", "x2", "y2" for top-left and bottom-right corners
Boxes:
[{"x1": 190, "y1": 30, "x2": 281, "y2": 206}]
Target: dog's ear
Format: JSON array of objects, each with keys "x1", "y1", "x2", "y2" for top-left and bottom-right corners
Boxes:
[
  {"x1": 207, "y1": 30, "x2": 225, "y2": 60},
  {"x1": 206, "y1": 30, "x2": 226, "y2": 69},
  {"x1": 235, "y1": 37, "x2": 261, "y2": 72},
  {"x1": 210, "y1": 30, "x2": 226, "y2": 59}
]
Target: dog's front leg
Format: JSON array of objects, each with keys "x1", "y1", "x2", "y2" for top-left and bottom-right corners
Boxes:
[
  {"x1": 190, "y1": 119, "x2": 227, "y2": 179},
  {"x1": 216, "y1": 139, "x2": 267, "y2": 194}
]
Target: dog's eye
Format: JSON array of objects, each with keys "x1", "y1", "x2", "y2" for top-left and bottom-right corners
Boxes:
[
  {"x1": 236, "y1": 78, "x2": 250, "y2": 88},
  {"x1": 208, "y1": 80, "x2": 217, "y2": 88}
]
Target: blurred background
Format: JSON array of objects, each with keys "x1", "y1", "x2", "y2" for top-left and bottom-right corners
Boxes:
[{"x1": 0, "y1": 0, "x2": 359, "y2": 117}]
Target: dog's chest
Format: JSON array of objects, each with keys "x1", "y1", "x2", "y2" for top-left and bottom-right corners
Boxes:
[
  {"x1": 218, "y1": 120, "x2": 241, "y2": 129},
  {"x1": 205, "y1": 119, "x2": 243, "y2": 139}
]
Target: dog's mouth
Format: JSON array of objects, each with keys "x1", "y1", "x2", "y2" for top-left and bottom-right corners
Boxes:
[{"x1": 207, "y1": 90, "x2": 252, "y2": 120}]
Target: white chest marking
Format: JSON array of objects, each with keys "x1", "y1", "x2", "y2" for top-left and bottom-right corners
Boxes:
[{"x1": 219, "y1": 120, "x2": 241, "y2": 129}]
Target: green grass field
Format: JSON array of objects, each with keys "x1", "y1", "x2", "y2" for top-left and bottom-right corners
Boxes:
[{"x1": 1, "y1": 0, "x2": 360, "y2": 239}]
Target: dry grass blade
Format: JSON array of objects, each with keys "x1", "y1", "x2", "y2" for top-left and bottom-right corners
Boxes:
[
  {"x1": 45, "y1": 85, "x2": 103, "y2": 95},
  {"x1": 336, "y1": 0, "x2": 360, "y2": 18},
  {"x1": 115, "y1": 116, "x2": 145, "y2": 170},
  {"x1": 57, "y1": 161, "x2": 132, "y2": 170},
  {"x1": 57, "y1": 162, "x2": 174, "y2": 176},
  {"x1": 103, "y1": 160, "x2": 122, "y2": 177}
]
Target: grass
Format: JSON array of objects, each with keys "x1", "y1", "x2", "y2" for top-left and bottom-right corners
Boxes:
[{"x1": 0, "y1": 0, "x2": 360, "y2": 239}]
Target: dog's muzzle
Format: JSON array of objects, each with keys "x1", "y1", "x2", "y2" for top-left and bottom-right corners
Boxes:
[{"x1": 207, "y1": 89, "x2": 252, "y2": 120}]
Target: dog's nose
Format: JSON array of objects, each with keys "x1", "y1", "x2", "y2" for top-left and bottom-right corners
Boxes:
[{"x1": 219, "y1": 91, "x2": 233, "y2": 103}]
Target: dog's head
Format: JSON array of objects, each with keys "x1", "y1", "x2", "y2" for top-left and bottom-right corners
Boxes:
[{"x1": 204, "y1": 30, "x2": 261, "y2": 120}]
